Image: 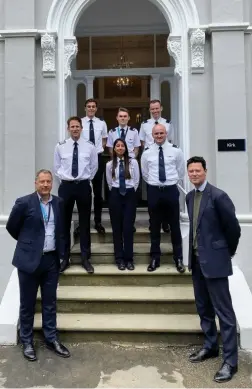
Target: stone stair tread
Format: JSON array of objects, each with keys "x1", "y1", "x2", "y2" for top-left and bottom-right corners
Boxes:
[
  {"x1": 62, "y1": 264, "x2": 190, "y2": 276},
  {"x1": 37, "y1": 285, "x2": 194, "y2": 301},
  {"x1": 34, "y1": 313, "x2": 201, "y2": 332},
  {"x1": 71, "y1": 242, "x2": 173, "y2": 254}
]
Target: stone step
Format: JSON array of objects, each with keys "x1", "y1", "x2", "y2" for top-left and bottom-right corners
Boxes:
[
  {"x1": 71, "y1": 242, "x2": 174, "y2": 264},
  {"x1": 36, "y1": 284, "x2": 196, "y2": 315},
  {"x1": 34, "y1": 313, "x2": 205, "y2": 344},
  {"x1": 59, "y1": 264, "x2": 191, "y2": 286},
  {"x1": 90, "y1": 226, "x2": 170, "y2": 244}
]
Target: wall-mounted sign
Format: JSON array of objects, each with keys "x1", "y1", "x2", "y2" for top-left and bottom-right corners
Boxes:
[{"x1": 217, "y1": 139, "x2": 246, "y2": 152}]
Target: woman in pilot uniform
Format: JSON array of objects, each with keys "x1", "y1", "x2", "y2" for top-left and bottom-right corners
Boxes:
[{"x1": 106, "y1": 139, "x2": 140, "y2": 270}]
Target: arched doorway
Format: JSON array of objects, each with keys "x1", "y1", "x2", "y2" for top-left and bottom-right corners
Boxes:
[{"x1": 45, "y1": 0, "x2": 199, "y2": 192}]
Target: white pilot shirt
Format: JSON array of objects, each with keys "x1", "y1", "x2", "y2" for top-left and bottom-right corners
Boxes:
[
  {"x1": 139, "y1": 117, "x2": 174, "y2": 147},
  {"x1": 106, "y1": 158, "x2": 140, "y2": 191},
  {"x1": 81, "y1": 116, "x2": 108, "y2": 154},
  {"x1": 54, "y1": 137, "x2": 98, "y2": 181},
  {"x1": 141, "y1": 140, "x2": 185, "y2": 186},
  {"x1": 106, "y1": 126, "x2": 141, "y2": 158}
]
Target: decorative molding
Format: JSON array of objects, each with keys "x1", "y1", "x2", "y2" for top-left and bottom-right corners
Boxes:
[
  {"x1": 167, "y1": 36, "x2": 182, "y2": 78},
  {"x1": 0, "y1": 29, "x2": 40, "y2": 38},
  {"x1": 190, "y1": 28, "x2": 205, "y2": 74},
  {"x1": 208, "y1": 22, "x2": 250, "y2": 33},
  {"x1": 41, "y1": 33, "x2": 56, "y2": 78},
  {"x1": 72, "y1": 67, "x2": 174, "y2": 80},
  {"x1": 75, "y1": 23, "x2": 169, "y2": 37},
  {"x1": 64, "y1": 37, "x2": 78, "y2": 79}
]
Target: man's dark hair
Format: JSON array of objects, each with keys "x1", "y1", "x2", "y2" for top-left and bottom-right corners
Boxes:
[
  {"x1": 187, "y1": 156, "x2": 207, "y2": 170},
  {"x1": 67, "y1": 116, "x2": 82, "y2": 127},
  {"x1": 117, "y1": 107, "x2": 129, "y2": 114},
  {"x1": 85, "y1": 98, "x2": 98, "y2": 107},
  {"x1": 150, "y1": 99, "x2": 161, "y2": 106}
]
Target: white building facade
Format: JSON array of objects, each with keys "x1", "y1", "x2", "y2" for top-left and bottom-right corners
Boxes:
[{"x1": 0, "y1": 0, "x2": 252, "y2": 345}]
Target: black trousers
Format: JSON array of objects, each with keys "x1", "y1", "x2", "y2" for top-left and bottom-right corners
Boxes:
[
  {"x1": 109, "y1": 187, "x2": 137, "y2": 262},
  {"x1": 147, "y1": 184, "x2": 182, "y2": 260},
  {"x1": 18, "y1": 251, "x2": 59, "y2": 344},
  {"x1": 192, "y1": 257, "x2": 238, "y2": 367},
  {"x1": 58, "y1": 180, "x2": 91, "y2": 259},
  {"x1": 92, "y1": 153, "x2": 104, "y2": 224}
]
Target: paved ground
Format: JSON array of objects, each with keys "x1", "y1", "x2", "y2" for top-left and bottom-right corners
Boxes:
[{"x1": 0, "y1": 342, "x2": 252, "y2": 388}]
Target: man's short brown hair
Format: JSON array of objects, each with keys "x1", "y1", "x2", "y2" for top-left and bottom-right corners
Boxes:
[
  {"x1": 67, "y1": 116, "x2": 82, "y2": 127},
  {"x1": 150, "y1": 99, "x2": 161, "y2": 106},
  {"x1": 117, "y1": 107, "x2": 129, "y2": 114},
  {"x1": 85, "y1": 98, "x2": 98, "y2": 107}
]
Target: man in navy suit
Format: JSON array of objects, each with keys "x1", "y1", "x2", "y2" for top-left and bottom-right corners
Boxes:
[
  {"x1": 6, "y1": 169, "x2": 70, "y2": 361},
  {"x1": 186, "y1": 156, "x2": 241, "y2": 383}
]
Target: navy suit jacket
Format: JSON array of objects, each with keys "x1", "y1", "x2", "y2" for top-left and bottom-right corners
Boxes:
[
  {"x1": 186, "y1": 183, "x2": 241, "y2": 278},
  {"x1": 6, "y1": 192, "x2": 65, "y2": 274}
]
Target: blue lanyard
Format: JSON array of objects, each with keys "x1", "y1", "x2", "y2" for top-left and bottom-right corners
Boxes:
[
  {"x1": 40, "y1": 202, "x2": 51, "y2": 227},
  {"x1": 117, "y1": 127, "x2": 128, "y2": 139}
]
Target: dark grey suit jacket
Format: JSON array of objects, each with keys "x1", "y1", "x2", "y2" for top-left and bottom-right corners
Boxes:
[
  {"x1": 6, "y1": 192, "x2": 65, "y2": 273},
  {"x1": 186, "y1": 182, "x2": 241, "y2": 278}
]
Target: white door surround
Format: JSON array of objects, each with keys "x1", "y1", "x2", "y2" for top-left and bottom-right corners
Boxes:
[{"x1": 45, "y1": 0, "x2": 200, "y2": 191}]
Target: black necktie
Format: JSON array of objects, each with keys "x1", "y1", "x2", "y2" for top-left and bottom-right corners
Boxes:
[
  {"x1": 72, "y1": 141, "x2": 78, "y2": 178},
  {"x1": 120, "y1": 128, "x2": 125, "y2": 141},
  {"x1": 155, "y1": 121, "x2": 158, "y2": 125},
  {"x1": 89, "y1": 119, "x2": 95, "y2": 145},
  {"x1": 119, "y1": 159, "x2": 126, "y2": 196},
  {"x1": 159, "y1": 146, "x2": 166, "y2": 183}
]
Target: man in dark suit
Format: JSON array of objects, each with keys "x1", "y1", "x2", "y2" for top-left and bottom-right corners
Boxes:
[
  {"x1": 6, "y1": 169, "x2": 70, "y2": 361},
  {"x1": 186, "y1": 156, "x2": 241, "y2": 383}
]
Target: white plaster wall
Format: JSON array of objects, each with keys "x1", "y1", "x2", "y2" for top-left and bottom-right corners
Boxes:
[
  {"x1": 0, "y1": 0, "x2": 4, "y2": 29},
  {"x1": 193, "y1": 0, "x2": 211, "y2": 24},
  {"x1": 188, "y1": 39, "x2": 216, "y2": 186},
  {"x1": 245, "y1": 34, "x2": 252, "y2": 213},
  {"x1": 35, "y1": 0, "x2": 54, "y2": 30},
  {"x1": 0, "y1": 42, "x2": 4, "y2": 215},
  {"x1": 0, "y1": 228, "x2": 15, "y2": 304},
  {"x1": 211, "y1": 0, "x2": 245, "y2": 23},
  {"x1": 4, "y1": 0, "x2": 35, "y2": 29}
]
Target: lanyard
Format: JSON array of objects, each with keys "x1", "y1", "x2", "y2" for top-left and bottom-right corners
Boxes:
[
  {"x1": 117, "y1": 127, "x2": 129, "y2": 139},
  {"x1": 40, "y1": 202, "x2": 51, "y2": 227}
]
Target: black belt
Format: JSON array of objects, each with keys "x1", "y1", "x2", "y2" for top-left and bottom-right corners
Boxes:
[
  {"x1": 62, "y1": 179, "x2": 89, "y2": 185},
  {"x1": 42, "y1": 250, "x2": 56, "y2": 256},
  {"x1": 149, "y1": 184, "x2": 176, "y2": 191}
]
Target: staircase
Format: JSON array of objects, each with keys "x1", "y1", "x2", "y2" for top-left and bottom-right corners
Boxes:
[{"x1": 34, "y1": 210, "x2": 203, "y2": 345}]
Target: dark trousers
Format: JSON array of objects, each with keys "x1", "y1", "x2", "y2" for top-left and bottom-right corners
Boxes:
[
  {"x1": 18, "y1": 251, "x2": 59, "y2": 344},
  {"x1": 147, "y1": 184, "x2": 182, "y2": 260},
  {"x1": 109, "y1": 187, "x2": 137, "y2": 262},
  {"x1": 92, "y1": 153, "x2": 104, "y2": 225},
  {"x1": 58, "y1": 180, "x2": 91, "y2": 259},
  {"x1": 192, "y1": 257, "x2": 238, "y2": 367}
]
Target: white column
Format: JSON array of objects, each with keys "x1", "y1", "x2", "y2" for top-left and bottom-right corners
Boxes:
[
  {"x1": 84, "y1": 76, "x2": 95, "y2": 99},
  {"x1": 150, "y1": 74, "x2": 160, "y2": 100}
]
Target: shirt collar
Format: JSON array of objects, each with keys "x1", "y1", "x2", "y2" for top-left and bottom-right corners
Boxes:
[
  {"x1": 84, "y1": 116, "x2": 96, "y2": 122},
  {"x1": 154, "y1": 140, "x2": 168, "y2": 148},
  {"x1": 37, "y1": 193, "x2": 53, "y2": 204},
  {"x1": 195, "y1": 180, "x2": 207, "y2": 192}
]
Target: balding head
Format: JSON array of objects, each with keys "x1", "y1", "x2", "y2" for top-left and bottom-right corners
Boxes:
[{"x1": 152, "y1": 123, "x2": 167, "y2": 145}]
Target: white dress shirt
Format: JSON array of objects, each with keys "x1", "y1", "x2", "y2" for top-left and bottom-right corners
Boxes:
[
  {"x1": 81, "y1": 116, "x2": 108, "y2": 154},
  {"x1": 195, "y1": 180, "x2": 208, "y2": 192},
  {"x1": 37, "y1": 193, "x2": 55, "y2": 252},
  {"x1": 139, "y1": 117, "x2": 174, "y2": 147},
  {"x1": 106, "y1": 126, "x2": 141, "y2": 158},
  {"x1": 54, "y1": 137, "x2": 98, "y2": 181},
  {"x1": 141, "y1": 140, "x2": 185, "y2": 186},
  {"x1": 106, "y1": 158, "x2": 140, "y2": 191}
]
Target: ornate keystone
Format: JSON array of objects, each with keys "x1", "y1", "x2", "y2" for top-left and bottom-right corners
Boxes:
[{"x1": 41, "y1": 33, "x2": 56, "y2": 77}]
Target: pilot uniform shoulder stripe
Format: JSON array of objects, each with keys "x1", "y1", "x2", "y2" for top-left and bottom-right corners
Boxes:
[
  {"x1": 58, "y1": 140, "x2": 66, "y2": 145},
  {"x1": 172, "y1": 144, "x2": 178, "y2": 148}
]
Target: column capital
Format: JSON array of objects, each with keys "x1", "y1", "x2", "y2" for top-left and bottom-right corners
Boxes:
[
  {"x1": 41, "y1": 33, "x2": 56, "y2": 78},
  {"x1": 190, "y1": 28, "x2": 206, "y2": 74},
  {"x1": 84, "y1": 75, "x2": 95, "y2": 84}
]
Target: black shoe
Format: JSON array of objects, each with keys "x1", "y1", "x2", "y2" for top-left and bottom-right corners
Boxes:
[
  {"x1": 162, "y1": 222, "x2": 171, "y2": 233},
  {"x1": 60, "y1": 259, "x2": 70, "y2": 273},
  {"x1": 175, "y1": 258, "x2": 186, "y2": 273},
  {"x1": 147, "y1": 258, "x2": 160, "y2": 272},
  {"x1": 118, "y1": 259, "x2": 126, "y2": 271},
  {"x1": 214, "y1": 362, "x2": 238, "y2": 383},
  {"x1": 82, "y1": 258, "x2": 94, "y2": 274},
  {"x1": 94, "y1": 223, "x2": 105, "y2": 234},
  {"x1": 126, "y1": 262, "x2": 135, "y2": 271},
  {"x1": 45, "y1": 340, "x2": 70, "y2": 358},
  {"x1": 23, "y1": 343, "x2": 37, "y2": 362},
  {"x1": 189, "y1": 348, "x2": 219, "y2": 363}
]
